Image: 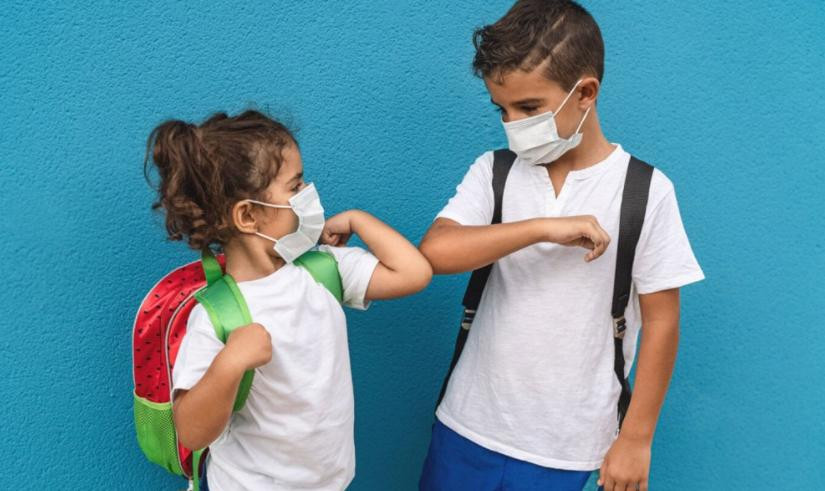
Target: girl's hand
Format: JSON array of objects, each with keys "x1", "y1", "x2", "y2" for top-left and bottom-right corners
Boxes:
[
  {"x1": 224, "y1": 323, "x2": 272, "y2": 372},
  {"x1": 321, "y1": 211, "x2": 355, "y2": 247}
]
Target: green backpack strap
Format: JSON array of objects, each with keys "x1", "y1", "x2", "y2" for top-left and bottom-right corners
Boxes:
[
  {"x1": 294, "y1": 250, "x2": 343, "y2": 303},
  {"x1": 194, "y1": 249, "x2": 255, "y2": 412},
  {"x1": 191, "y1": 249, "x2": 342, "y2": 414}
]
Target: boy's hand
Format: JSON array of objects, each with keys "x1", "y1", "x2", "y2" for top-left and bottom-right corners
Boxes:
[
  {"x1": 542, "y1": 215, "x2": 610, "y2": 262},
  {"x1": 224, "y1": 323, "x2": 272, "y2": 372},
  {"x1": 321, "y1": 210, "x2": 357, "y2": 247},
  {"x1": 597, "y1": 434, "x2": 651, "y2": 491}
]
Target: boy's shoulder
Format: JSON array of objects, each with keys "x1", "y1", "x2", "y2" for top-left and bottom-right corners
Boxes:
[{"x1": 640, "y1": 160, "x2": 677, "y2": 211}]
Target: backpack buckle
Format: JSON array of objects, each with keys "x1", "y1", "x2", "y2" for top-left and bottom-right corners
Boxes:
[{"x1": 613, "y1": 316, "x2": 627, "y2": 339}]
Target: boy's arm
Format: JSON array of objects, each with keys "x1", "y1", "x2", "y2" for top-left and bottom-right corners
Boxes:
[
  {"x1": 321, "y1": 210, "x2": 432, "y2": 300},
  {"x1": 420, "y1": 216, "x2": 611, "y2": 274},
  {"x1": 599, "y1": 288, "x2": 680, "y2": 491},
  {"x1": 173, "y1": 323, "x2": 271, "y2": 450}
]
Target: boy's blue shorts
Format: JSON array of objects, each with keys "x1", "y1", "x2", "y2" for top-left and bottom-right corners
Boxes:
[{"x1": 419, "y1": 419, "x2": 593, "y2": 491}]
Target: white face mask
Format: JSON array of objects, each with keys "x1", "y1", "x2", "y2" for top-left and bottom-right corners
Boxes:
[
  {"x1": 502, "y1": 79, "x2": 592, "y2": 165},
  {"x1": 245, "y1": 182, "x2": 325, "y2": 264}
]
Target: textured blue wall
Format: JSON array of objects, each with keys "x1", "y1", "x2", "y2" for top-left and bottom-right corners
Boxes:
[{"x1": 2, "y1": 1, "x2": 823, "y2": 489}]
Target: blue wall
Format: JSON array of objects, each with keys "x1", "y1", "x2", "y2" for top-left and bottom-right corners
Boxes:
[{"x1": 2, "y1": 1, "x2": 823, "y2": 489}]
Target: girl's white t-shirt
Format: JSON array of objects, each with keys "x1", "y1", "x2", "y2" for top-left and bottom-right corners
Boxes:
[
  {"x1": 435, "y1": 145, "x2": 704, "y2": 471},
  {"x1": 173, "y1": 245, "x2": 379, "y2": 491}
]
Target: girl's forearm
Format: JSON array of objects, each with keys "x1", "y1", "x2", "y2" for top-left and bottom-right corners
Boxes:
[
  {"x1": 349, "y1": 210, "x2": 432, "y2": 299},
  {"x1": 173, "y1": 349, "x2": 245, "y2": 450}
]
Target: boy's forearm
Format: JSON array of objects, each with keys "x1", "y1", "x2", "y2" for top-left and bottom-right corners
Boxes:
[
  {"x1": 173, "y1": 349, "x2": 245, "y2": 450},
  {"x1": 419, "y1": 218, "x2": 546, "y2": 274},
  {"x1": 620, "y1": 290, "x2": 680, "y2": 442}
]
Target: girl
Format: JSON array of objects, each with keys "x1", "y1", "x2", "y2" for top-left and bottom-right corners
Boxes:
[{"x1": 144, "y1": 110, "x2": 432, "y2": 490}]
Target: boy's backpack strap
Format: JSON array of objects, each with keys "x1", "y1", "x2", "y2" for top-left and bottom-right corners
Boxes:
[
  {"x1": 294, "y1": 250, "x2": 344, "y2": 303},
  {"x1": 194, "y1": 249, "x2": 255, "y2": 412},
  {"x1": 612, "y1": 156, "x2": 654, "y2": 428},
  {"x1": 436, "y1": 149, "x2": 516, "y2": 408}
]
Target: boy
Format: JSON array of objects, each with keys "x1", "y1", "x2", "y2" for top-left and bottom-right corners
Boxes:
[{"x1": 418, "y1": 1, "x2": 704, "y2": 490}]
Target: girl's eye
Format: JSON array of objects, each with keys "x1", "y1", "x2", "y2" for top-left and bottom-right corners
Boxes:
[{"x1": 520, "y1": 106, "x2": 538, "y2": 113}]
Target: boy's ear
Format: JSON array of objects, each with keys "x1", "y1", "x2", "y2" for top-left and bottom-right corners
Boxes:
[
  {"x1": 577, "y1": 76, "x2": 601, "y2": 109},
  {"x1": 232, "y1": 200, "x2": 259, "y2": 234}
]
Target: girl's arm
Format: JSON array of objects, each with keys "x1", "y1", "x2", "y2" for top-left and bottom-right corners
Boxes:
[
  {"x1": 173, "y1": 323, "x2": 271, "y2": 450},
  {"x1": 321, "y1": 210, "x2": 432, "y2": 300}
]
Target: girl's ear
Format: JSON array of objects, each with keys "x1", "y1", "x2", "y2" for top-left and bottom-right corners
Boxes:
[
  {"x1": 232, "y1": 200, "x2": 259, "y2": 234},
  {"x1": 577, "y1": 76, "x2": 600, "y2": 109}
]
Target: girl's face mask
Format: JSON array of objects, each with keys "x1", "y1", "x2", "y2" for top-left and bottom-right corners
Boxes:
[
  {"x1": 244, "y1": 182, "x2": 325, "y2": 263},
  {"x1": 501, "y1": 79, "x2": 592, "y2": 165}
]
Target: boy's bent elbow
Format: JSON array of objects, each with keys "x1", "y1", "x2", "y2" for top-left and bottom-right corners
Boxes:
[{"x1": 419, "y1": 226, "x2": 458, "y2": 275}]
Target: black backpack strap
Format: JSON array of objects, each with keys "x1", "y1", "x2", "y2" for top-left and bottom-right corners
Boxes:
[
  {"x1": 436, "y1": 149, "x2": 516, "y2": 408},
  {"x1": 612, "y1": 156, "x2": 654, "y2": 428}
]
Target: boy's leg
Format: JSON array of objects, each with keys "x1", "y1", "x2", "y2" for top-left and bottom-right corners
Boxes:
[
  {"x1": 500, "y1": 454, "x2": 592, "y2": 491},
  {"x1": 419, "y1": 420, "x2": 506, "y2": 491}
]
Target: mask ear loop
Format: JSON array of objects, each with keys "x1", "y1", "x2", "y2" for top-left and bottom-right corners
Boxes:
[
  {"x1": 243, "y1": 199, "x2": 290, "y2": 245},
  {"x1": 554, "y1": 79, "x2": 583, "y2": 114},
  {"x1": 245, "y1": 199, "x2": 291, "y2": 209},
  {"x1": 254, "y1": 231, "x2": 280, "y2": 244},
  {"x1": 573, "y1": 105, "x2": 593, "y2": 135}
]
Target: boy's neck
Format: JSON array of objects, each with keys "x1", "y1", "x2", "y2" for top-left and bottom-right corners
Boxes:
[
  {"x1": 222, "y1": 239, "x2": 286, "y2": 283},
  {"x1": 548, "y1": 111, "x2": 614, "y2": 171}
]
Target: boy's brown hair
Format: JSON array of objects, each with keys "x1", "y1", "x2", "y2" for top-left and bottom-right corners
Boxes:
[
  {"x1": 144, "y1": 110, "x2": 296, "y2": 250},
  {"x1": 472, "y1": 0, "x2": 604, "y2": 90}
]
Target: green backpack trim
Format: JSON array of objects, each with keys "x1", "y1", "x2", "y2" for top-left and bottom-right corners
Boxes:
[
  {"x1": 194, "y1": 248, "x2": 343, "y2": 412},
  {"x1": 294, "y1": 250, "x2": 344, "y2": 303}
]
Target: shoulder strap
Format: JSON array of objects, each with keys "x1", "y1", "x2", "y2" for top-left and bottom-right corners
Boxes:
[
  {"x1": 611, "y1": 156, "x2": 654, "y2": 427},
  {"x1": 436, "y1": 149, "x2": 515, "y2": 408},
  {"x1": 194, "y1": 249, "x2": 255, "y2": 412},
  {"x1": 612, "y1": 157, "x2": 655, "y2": 323},
  {"x1": 461, "y1": 149, "x2": 517, "y2": 309},
  {"x1": 294, "y1": 250, "x2": 344, "y2": 303}
]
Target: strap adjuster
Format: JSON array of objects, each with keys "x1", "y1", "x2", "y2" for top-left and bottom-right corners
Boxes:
[
  {"x1": 461, "y1": 308, "x2": 476, "y2": 330},
  {"x1": 613, "y1": 316, "x2": 627, "y2": 339}
]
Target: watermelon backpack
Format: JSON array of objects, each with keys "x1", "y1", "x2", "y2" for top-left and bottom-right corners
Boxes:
[{"x1": 132, "y1": 248, "x2": 343, "y2": 491}]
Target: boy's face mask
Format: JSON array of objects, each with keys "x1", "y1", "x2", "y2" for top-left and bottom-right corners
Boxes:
[
  {"x1": 501, "y1": 79, "x2": 592, "y2": 165},
  {"x1": 245, "y1": 183, "x2": 325, "y2": 264}
]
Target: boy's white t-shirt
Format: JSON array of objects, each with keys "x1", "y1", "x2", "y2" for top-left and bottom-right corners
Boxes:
[
  {"x1": 172, "y1": 245, "x2": 379, "y2": 491},
  {"x1": 435, "y1": 145, "x2": 704, "y2": 471}
]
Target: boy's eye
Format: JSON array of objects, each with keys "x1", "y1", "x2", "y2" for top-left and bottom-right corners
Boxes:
[{"x1": 520, "y1": 106, "x2": 538, "y2": 113}]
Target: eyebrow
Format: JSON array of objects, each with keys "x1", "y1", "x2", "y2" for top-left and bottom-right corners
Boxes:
[
  {"x1": 490, "y1": 98, "x2": 545, "y2": 107},
  {"x1": 288, "y1": 172, "x2": 303, "y2": 184}
]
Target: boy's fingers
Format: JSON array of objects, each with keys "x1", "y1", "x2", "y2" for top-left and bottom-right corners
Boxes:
[{"x1": 602, "y1": 476, "x2": 615, "y2": 490}]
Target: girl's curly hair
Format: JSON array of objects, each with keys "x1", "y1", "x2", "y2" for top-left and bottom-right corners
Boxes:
[{"x1": 144, "y1": 110, "x2": 296, "y2": 250}]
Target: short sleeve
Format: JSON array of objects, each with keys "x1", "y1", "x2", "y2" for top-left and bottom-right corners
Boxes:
[
  {"x1": 632, "y1": 176, "x2": 705, "y2": 295},
  {"x1": 317, "y1": 245, "x2": 380, "y2": 310},
  {"x1": 172, "y1": 304, "x2": 224, "y2": 398},
  {"x1": 435, "y1": 152, "x2": 494, "y2": 226}
]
